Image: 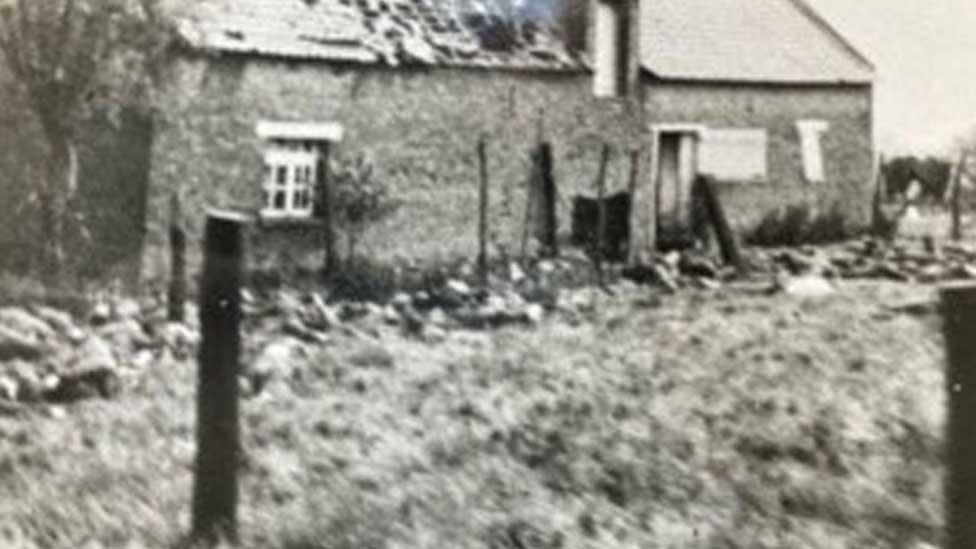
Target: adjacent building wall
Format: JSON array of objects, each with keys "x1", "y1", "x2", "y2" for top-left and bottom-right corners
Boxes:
[{"x1": 643, "y1": 78, "x2": 874, "y2": 233}]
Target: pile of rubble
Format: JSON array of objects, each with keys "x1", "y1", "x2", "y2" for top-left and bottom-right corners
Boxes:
[
  {"x1": 636, "y1": 237, "x2": 976, "y2": 291},
  {"x1": 0, "y1": 299, "x2": 196, "y2": 406},
  {"x1": 248, "y1": 256, "x2": 638, "y2": 347},
  {"x1": 6, "y1": 237, "x2": 962, "y2": 405},
  {"x1": 754, "y1": 237, "x2": 976, "y2": 283}
]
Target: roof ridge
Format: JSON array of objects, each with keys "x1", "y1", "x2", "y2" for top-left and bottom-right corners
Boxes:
[{"x1": 783, "y1": 0, "x2": 875, "y2": 72}]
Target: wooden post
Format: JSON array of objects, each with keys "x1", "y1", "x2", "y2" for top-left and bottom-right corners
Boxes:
[
  {"x1": 941, "y1": 282, "x2": 976, "y2": 549},
  {"x1": 167, "y1": 192, "x2": 186, "y2": 323},
  {"x1": 951, "y1": 152, "x2": 967, "y2": 241},
  {"x1": 625, "y1": 149, "x2": 640, "y2": 264},
  {"x1": 477, "y1": 138, "x2": 489, "y2": 285},
  {"x1": 871, "y1": 153, "x2": 887, "y2": 237},
  {"x1": 647, "y1": 138, "x2": 659, "y2": 261},
  {"x1": 594, "y1": 144, "x2": 611, "y2": 283},
  {"x1": 318, "y1": 142, "x2": 337, "y2": 274},
  {"x1": 538, "y1": 142, "x2": 557, "y2": 257},
  {"x1": 520, "y1": 146, "x2": 540, "y2": 261},
  {"x1": 191, "y1": 211, "x2": 246, "y2": 546},
  {"x1": 694, "y1": 174, "x2": 745, "y2": 272}
]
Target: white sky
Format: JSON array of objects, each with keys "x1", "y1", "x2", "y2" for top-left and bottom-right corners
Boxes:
[{"x1": 809, "y1": 0, "x2": 976, "y2": 156}]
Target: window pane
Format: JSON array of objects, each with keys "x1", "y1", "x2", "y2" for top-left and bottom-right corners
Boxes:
[
  {"x1": 274, "y1": 191, "x2": 286, "y2": 209},
  {"x1": 276, "y1": 166, "x2": 288, "y2": 185}
]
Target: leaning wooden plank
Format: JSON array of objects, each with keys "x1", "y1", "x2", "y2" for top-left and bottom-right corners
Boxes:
[{"x1": 694, "y1": 174, "x2": 745, "y2": 272}]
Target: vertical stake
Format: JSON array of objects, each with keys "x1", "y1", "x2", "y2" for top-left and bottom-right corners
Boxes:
[
  {"x1": 191, "y1": 210, "x2": 246, "y2": 546},
  {"x1": 951, "y1": 152, "x2": 968, "y2": 241},
  {"x1": 871, "y1": 153, "x2": 887, "y2": 237},
  {"x1": 168, "y1": 192, "x2": 186, "y2": 323},
  {"x1": 941, "y1": 282, "x2": 976, "y2": 549},
  {"x1": 520, "y1": 145, "x2": 540, "y2": 262},
  {"x1": 594, "y1": 144, "x2": 611, "y2": 284},
  {"x1": 625, "y1": 148, "x2": 640, "y2": 265},
  {"x1": 477, "y1": 138, "x2": 489, "y2": 285},
  {"x1": 539, "y1": 142, "x2": 558, "y2": 257},
  {"x1": 318, "y1": 142, "x2": 337, "y2": 274}
]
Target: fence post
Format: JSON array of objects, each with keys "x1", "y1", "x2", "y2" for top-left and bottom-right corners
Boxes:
[
  {"x1": 871, "y1": 153, "x2": 887, "y2": 237},
  {"x1": 941, "y1": 282, "x2": 976, "y2": 549},
  {"x1": 167, "y1": 192, "x2": 186, "y2": 323},
  {"x1": 625, "y1": 149, "x2": 640, "y2": 265},
  {"x1": 520, "y1": 146, "x2": 540, "y2": 261},
  {"x1": 318, "y1": 142, "x2": 337, "y2": 274},
  {"x1": 477, "y1": 138, "x2": 489, "y2": 285},
  {"x1": 594, "y1": 144, "x2": 611, "y2": 284},
  {"x1": 191, "y1": 210, "x2": 247, "y2": 546},
  {"x1": 538, "y1": 142, "x2": 557, "y2": 257},
  {"x1": 951, "y1": 152, "x2": 967, "y2": 241}
]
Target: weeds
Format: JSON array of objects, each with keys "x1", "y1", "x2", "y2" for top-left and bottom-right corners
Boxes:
[{"x1": 747, "y1": 202, "x2": 859, "y2": 246}]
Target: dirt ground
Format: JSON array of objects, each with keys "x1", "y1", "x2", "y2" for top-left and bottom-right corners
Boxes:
[{"x1": 0, "y1": 278, "x2": 947, "y2": 549}]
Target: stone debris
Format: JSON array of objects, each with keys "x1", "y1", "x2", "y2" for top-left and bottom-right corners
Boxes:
[
  {"x1": 754, "y1": 237, "x2": 976, "y2": 284},
  {"x1": 248, "y1": 337, "x2": 308, "y2": 396},
  {"x1": 777, "y1": 275, "x2": 836, "y2": 298},
  {"x1": 0, "y1": 325, "x2": 44, "y2": 362},
  {"x1": 2, "y1": 236, "x2": 965, "y2": 407}
]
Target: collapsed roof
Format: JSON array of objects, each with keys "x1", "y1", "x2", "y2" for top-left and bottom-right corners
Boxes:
[
  {"x1": 175, "y1": 0, "x2": 586, "y2": 71},
  {"x1": 174, "y1": 0, "x2": 875, "y2": 84}
]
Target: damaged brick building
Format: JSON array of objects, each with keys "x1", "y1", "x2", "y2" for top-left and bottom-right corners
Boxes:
[{"x1": 140, "y1": 0, "x2": 874, "y2": 279}]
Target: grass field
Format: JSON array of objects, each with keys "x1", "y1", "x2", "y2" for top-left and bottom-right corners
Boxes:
[{"x1": 0, "y1": 278, "x2": 946, "y2": 549}]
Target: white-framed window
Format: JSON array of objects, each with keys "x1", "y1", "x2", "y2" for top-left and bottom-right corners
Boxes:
[
  {"x1": 261, "y1": 144, "x2": 318, "y2": 218},
  {"x1": 796, "y1": 119, "x2": 829, "y2": 182},
  {"x1": 699, "y1": 128, "x2": 768, "y2": 181},
  {"x1": 255, "y1": 121, "x2": 344, "y2": 219},
  {"x1": 593, "y1": 0, "x2": 629, "y2": 98}
]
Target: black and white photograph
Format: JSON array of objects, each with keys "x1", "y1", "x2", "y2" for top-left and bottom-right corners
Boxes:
[{"x1": 0, "y1": 0, "x2": 974, "y2": 547}]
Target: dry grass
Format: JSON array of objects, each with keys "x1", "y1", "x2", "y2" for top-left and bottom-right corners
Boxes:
[{"x1": 0, "y1": 281, "x2": 946, "y2": 548}]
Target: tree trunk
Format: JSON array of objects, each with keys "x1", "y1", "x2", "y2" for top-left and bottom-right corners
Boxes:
[{"x1": 38, "y1": 137, "x2": 79, "y2": 288}]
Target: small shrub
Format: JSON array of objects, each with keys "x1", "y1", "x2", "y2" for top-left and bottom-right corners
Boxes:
[
  {"x1": 807, "y1": 203, "x2": 854, "y2": 244},
  {"x1": 324, "y1": 257, "x2": 400, "y2": 303},
  {"x1": 331, "y1": 154, "x2": 399, "y2": 262},
  {"x1": 746, "y1": 202, "x2": 857, "y2": 247}
]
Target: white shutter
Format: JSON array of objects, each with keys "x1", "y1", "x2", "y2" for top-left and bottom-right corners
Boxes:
[
  {"x1": 593, "y1": 0, "x2": 619, "y2": 97},
  {"x1": 699, "y1": 128, "x2": 768, "y2": 181},
  {"x1": 796, "y1": 120, "x2": 829, "y2": 182}
]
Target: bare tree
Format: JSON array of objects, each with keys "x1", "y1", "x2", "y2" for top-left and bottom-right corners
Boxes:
[{"x1": 0, "y1": 0, "x2": 170, "y2": 286}]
